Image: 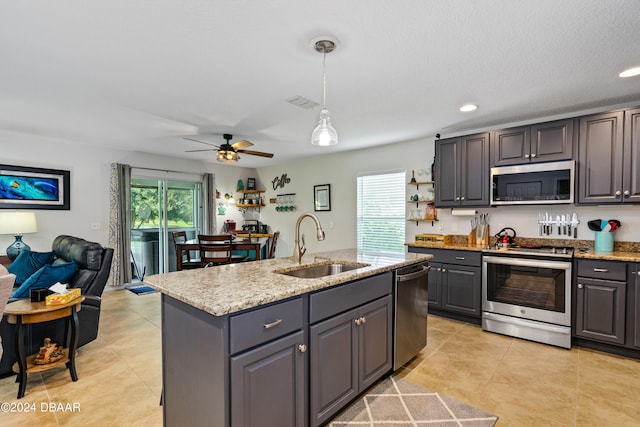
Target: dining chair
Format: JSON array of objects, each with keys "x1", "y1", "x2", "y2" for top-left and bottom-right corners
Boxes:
[
  {"x1": 198, "y1": 234, "x2": 234, "y2": 267},
  {"x1": 269, "y1": 231, "x2": 280, "y2": 259},
  {"x1": 173, "y1": 231, "x2": 200, "y2": 270}
]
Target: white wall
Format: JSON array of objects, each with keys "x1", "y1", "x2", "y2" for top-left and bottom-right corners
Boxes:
[
  {"x1": 256, "y1": 138, "x2": 640, "y2": 257},
  {"x1": 0, "y1": 131, "x2": 257, "y2": 253},
  {"x1": 3, "y1": 129, "x2": 639, "y2": 258}
]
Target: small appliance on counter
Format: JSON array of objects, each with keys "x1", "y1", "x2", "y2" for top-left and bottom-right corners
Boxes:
[
  {"x1": 242, "y1": 219, "x2": 260, "y2": 233},
  {"x1": 224, "y1": 220, "x2": 236, "y2": 232},
  {"x1": 494, "y1": 227, "x2": 516, "y2": 248}
]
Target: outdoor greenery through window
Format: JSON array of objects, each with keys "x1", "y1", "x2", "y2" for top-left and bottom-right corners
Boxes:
[
  {"x1": 357, "y1": 171, "x2": 406, "y2": 254},
  {"x1": 130, "y1": 178, "x2": 199, "y2": 229}
]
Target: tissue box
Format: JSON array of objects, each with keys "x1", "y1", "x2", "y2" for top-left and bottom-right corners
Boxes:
[{"x1": 45, "y1": 288, "x2": 82, "y2": 306}]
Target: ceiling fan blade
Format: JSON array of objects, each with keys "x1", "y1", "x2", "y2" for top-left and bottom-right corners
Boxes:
[
  {"x1": 183, "y1": 136, "x2": 219, "y2": 148},
  {"x1": 185, "y1": 148, "x2": 217, "y2": 152},
  {"x1": 231, "y1": 139, "x2": 254, "y2": 150},
  {"x1": 237, "y1": 149, "x2": 274, "y2": 158}
]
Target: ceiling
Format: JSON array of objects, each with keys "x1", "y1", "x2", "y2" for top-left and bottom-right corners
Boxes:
[{"x1": 1, "y1": 1, "x2": 640, "y2": 168}]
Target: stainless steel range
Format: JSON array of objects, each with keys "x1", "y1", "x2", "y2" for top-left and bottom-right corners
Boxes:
[{"x1": 482, "y1": 245, "x2": 573, "y2": 348}]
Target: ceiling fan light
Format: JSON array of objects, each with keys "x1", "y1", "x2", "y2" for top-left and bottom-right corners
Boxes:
[
  {"x1": 216, "y1": 150, "x2": 238, "y2": 163},
  {"x1": 311, "y1": 108, "x2": 338, "y2": 146}
]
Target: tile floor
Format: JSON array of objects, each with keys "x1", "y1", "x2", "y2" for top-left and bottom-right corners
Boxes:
[{"x1": 1, "y1": 289, "x2": 639, "y2": 426}]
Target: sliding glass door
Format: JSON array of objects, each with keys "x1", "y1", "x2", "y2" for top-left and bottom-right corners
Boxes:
[{"x1": 130, "y1": 177, "x2": 202, "y2": 279}]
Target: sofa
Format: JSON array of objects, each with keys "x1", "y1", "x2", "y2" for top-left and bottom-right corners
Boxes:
[{"x1": 0, "y1": 235, "x2": 114, "y2": 376}]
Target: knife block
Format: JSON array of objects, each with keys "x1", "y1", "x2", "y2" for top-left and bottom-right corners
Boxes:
[{"x1": 468, "y1": 225, "x2": 489, "y2": 247}]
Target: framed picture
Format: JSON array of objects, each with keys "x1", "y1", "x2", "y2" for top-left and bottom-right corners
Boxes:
[
  {"x1": 247, "y1": 177, "x2": 256, "y2": 190},
  {"x1": 0, "y1": 164, "x2": 70, "y2": 210},
  {"x1": 314, "y1": 184, "x2": 331, "y2": 211}
]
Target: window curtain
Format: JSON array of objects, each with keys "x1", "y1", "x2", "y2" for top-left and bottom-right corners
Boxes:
[
  {"x1": 202, "y1": 173, "x2": 216, "y2": 234},
  {"x1": 108, "y1": 163, "x2": 132, "y2": 286}
]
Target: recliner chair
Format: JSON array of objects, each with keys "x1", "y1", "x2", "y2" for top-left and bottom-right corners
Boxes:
[{"x1": 0, "y1": 235, "x2": 114, "y2": 377}]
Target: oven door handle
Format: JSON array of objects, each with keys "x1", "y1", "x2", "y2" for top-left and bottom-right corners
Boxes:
[{"x1": 483, "y1": 255, "x2": 571, "y2": 270}]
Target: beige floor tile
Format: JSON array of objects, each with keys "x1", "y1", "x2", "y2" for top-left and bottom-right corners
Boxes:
[{"x1": 2, "y1": 289, "x2": 640, "y2": 426}]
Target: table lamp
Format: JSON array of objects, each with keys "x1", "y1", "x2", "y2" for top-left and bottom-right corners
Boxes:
[{"x1": 0, "y1": 211, "x2": 38, "y2": 261}]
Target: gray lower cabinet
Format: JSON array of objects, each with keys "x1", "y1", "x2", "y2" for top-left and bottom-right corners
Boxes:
[
  {"x1": 231, "y1": 331, "x2": 306, "y2": 427},
  {"x1": 308, "y1": 273, "x2": 393, "y2": 427},
  {"x1": 632, "y1": 263, "x2": 640, "y2": 349},
  {"x1": 575, "y1": 260, "x2": 627, "y2": 345},
  {"x1": 162, "y1": 271, "x2": 395, "y2": 427},
  {"x1": 408, "y1": 247, "x2": 482, "y2": 320}
]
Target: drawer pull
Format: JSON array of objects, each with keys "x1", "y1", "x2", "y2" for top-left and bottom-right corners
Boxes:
[
  {"x1": 455, "y1": 257, "x2": 465, "y2": 260},
  {"x1": 593, "y1": 268, "x2": 609, "y2": 273},
  {"x1": 263, "y1": 319, "x2": 283, "y2": 329}
]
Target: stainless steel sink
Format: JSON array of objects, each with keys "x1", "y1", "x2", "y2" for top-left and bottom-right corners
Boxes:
[{"x1": 275, "y1": 262, "x2": 369, "y2": 279}]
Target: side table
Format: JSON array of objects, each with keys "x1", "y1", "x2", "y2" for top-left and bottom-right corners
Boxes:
[{"x1": 4, "y1": 296, "x2": 84, "y2": 399}]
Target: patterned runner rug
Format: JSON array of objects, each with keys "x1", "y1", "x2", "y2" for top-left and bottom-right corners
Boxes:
[{"x1": 329, "y1": 376, "x2": 498, "y2": 426}]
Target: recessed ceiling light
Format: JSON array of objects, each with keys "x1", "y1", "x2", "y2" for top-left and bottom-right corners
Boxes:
[
  {"x1": 459, "y1": 104, "x2": 478, "y2": 112},
  {"x1": 619, "y1": 66, "x2": 640, "y2": 78}
]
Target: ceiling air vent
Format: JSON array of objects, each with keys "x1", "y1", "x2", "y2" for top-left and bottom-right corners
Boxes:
[{"x1": 286, "y1": 95, "x2": 320, "y2": 110}]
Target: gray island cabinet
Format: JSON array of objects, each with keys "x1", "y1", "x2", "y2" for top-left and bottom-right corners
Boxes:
[{"x1": 144, "y1": 248, "x2": 431, "y2": 427}]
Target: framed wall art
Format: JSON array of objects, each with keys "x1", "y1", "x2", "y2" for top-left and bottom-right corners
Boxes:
[
  {"x1": 0, "y1": 164, "x2": 70, "y2": 210},
  {"x1": 314, "y1": 184, "x2": 331, "y2": 212}
]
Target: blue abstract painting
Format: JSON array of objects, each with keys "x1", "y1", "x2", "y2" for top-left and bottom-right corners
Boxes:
[{"x1": 0, "y1": 174, "x2": 60, "y2": 201}]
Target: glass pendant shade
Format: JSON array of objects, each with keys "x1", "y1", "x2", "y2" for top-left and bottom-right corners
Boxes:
[
  {"x1": 311, "y1": 108, "x2": 338, "y2": 146},
  {"x1": 216, "y1": 150, "x2": 238, "y2": 163}
]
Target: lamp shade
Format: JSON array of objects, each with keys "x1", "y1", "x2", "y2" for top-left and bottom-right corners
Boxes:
[
  {"x1": 0, "y1": 211, "x2": 38, "y2": 235},
  {"x1": 311, "y1": 108, "x2": 338, "y2": 146}
]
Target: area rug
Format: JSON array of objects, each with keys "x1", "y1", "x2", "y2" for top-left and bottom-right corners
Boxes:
[
  {"x1": 125, "y1": 284, "x2": 158, "y2": 295},
  {"x1": 329, "y1": 376, "x2": 498, "y2": 426}
]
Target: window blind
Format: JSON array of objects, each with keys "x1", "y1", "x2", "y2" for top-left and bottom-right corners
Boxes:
[{"x1": 357, "y1": 171, "x2": 406, "y2": 254}]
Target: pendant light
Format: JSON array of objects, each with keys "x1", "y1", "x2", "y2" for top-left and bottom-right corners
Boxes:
[{"x1": 311, "y1": 37, "x2": 338, "y2": 146}]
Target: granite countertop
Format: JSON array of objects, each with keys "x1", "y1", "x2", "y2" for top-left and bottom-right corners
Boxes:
[
  {"x1": 143, "y1": 248, "x2": 432, "y2": 317},
  {"x1": 406, "y1": 240, "x2": 640, "y2": 262}
]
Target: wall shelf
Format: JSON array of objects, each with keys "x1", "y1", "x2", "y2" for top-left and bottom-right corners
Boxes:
[{"x1": 407, "y1": 181, "x2": 434, "y2": 190}]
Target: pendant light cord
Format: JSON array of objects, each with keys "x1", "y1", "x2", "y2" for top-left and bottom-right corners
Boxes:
[{"x1": 322, "y1": 51, "x2": 327, "y2": 109}]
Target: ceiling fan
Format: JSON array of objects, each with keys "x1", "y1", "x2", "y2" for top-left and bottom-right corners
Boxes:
[{"x1": 184, "y1": 133, "x2": 274, "y2": 163}]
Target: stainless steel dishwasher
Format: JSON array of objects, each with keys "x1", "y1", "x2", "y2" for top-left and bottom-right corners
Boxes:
[{"x1": 393, "y1": 261, "x2": 430, "y2": 370}]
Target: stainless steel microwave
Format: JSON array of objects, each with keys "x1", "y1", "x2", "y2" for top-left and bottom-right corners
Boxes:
[{"x1": 490, "y1": 160, "x2": 575, "y2": 205}]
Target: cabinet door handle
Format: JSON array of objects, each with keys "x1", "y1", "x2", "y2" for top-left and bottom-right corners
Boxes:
[
  {"x1": 263, "y1": 319, "x2": 283, "y2": 329},
  {"x1": 593, "y1": 268, "x2": 609, "y2": 273},
  {"x1": 624, "y1": 190, "x2": 630, "y2": 198},
  {"x1": 460, "y1": 197, "x2": 465, "y2": 201},
  {"x1": 637, "y1": 271, "x2": 640, "y2": 277},
  {"x1": 360, "y1": 316, "x2": 366, "y2": 324},
  {"x1": 442, "y1": 269, "x2": 446, "y2": 272},
  {"x1": 530, "y1": 153, "x2": 537, "y2": 158},
  {"x1": 524, "y1": 153, "x2": 530, "y2": 159},
  {"x1": 298, "y1": 344, "x2": 307, "y2": 353},
  {"x1": 578, "y1": 284, "x2": 583, "y2": 289},
  {"x1": 355, "y1": 318, "x2": 361, "y2": 326},
  {"x1": 615, "y1": 190, "x2": 621, "y2": 197}
]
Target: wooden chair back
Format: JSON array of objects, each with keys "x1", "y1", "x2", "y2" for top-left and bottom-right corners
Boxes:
[
  {"x1": 269, "y1": 231, "x2": 280, "y2": 259},
  {"x1": 198, "y1": 234, "x2": 233, "y2": 266},
  {"x1": 173, "y1": 231, "x2": 200, "y2": 270}
]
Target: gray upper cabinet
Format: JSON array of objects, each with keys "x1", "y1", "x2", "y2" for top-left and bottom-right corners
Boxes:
[
  {"x1": 577, "y1": 108, "x2": 640, "y2": 204},
  {"x1": 492, "y1": 119, "x2": 574, "y2": 166},
  {"x1": 435, "y1": 132, "x2": 490, "y2": 207}
]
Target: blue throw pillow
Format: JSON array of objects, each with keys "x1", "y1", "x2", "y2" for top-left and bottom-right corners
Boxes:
[
  {"x1": 7, "y1": 249, "x2": 55, "y2": 285},
  {"x1": 11, "y1": 261, "x2": 77, "y2": 299}
]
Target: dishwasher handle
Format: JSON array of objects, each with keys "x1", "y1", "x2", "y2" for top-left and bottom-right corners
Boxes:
[{"x1": 397, "y1": 265, "x2": 430, "y2": 282}]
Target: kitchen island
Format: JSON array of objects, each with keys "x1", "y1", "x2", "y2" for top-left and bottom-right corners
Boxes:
[{"x1": 144, "y1": 248, "x2": 431, "y2": 427}]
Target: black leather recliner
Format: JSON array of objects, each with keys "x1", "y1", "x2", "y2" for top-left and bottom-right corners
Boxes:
[{"x1": 0, "y1": 235, "x2": 114, "y2": 376}]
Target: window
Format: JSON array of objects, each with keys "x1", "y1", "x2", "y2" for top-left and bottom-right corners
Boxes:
[{"x1": 357, "y1": 171, "x2": 406, "y2": 254}]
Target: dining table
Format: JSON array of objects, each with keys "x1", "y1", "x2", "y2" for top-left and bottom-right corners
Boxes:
[{"x1": 175, "y1": 234, "x2": 272, "y2": 270}]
